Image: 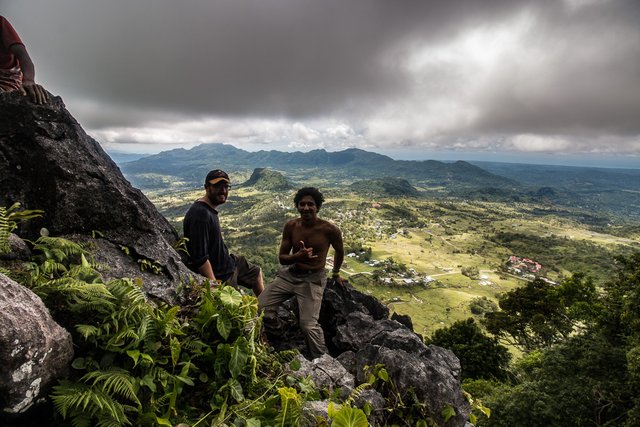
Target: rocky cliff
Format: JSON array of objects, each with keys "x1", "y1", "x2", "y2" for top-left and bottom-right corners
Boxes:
[{"x1": 0, "y1": 91, "x2": 193, "y2": 302}]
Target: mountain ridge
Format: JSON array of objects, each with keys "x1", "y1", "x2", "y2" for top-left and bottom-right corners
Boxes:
[{"x1": 121, "y1": 143, "x2": 517, "y2": 190}]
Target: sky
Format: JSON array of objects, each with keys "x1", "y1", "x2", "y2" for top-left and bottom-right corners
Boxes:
[{"x1": 4, "y1": 0, "x2": 640, "y2": 168}]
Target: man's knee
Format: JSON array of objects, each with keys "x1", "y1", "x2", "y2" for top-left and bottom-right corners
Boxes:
[
  {"x1": 261, "y1": 306, "x2": 284, "y2": 333},
  {"x1": 299, "y1": 319, "x2": 321, "y2": 335}
]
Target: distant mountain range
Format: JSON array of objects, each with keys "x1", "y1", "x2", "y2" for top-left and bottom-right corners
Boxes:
[
  {"x1": 117, "y1": 143, "x2": 640, "y2": 218},
  {"x1": 121, "y1": 143, "x2": 516, "y2": 190}
]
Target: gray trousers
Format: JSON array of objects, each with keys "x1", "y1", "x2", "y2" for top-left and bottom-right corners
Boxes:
[{"x1": 258, "y1": 267, "x2": 328, "y2": 359}]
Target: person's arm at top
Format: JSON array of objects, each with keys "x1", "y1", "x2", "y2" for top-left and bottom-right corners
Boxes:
[{"x1": 9, "y1": 43, "x2": 48, "y2": 104}]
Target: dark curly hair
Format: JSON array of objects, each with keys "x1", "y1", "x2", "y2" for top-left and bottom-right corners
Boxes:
[{"x1": 293, "y1": 187, "x2": 324, "y2": 210}]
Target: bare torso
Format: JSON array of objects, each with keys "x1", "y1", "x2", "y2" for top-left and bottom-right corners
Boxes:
[{"x1": 280, "y1": 217, "x2": 341, "y2": 271}]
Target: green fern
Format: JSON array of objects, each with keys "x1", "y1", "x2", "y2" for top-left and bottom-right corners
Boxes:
[
  {"x1": 32, "y1": 235, "x2": 86, "y2": 262},
  {"x1": 0, "y1": 203, "x2": 43, "y2": 254},
  {"x1": 275, "y1": 387, "x2": 301, "y2": 427},
  {"x1": 51, "y1": 381, "x2": 133, "y2": 426},
  {"x1": 82, "y1": 368, "x2": 141, "y2": 407},
  {"x1": 343, "y1": 382, "x2": 371, "y2": 407}
]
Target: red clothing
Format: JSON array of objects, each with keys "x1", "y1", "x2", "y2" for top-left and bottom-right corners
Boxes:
[{"x1": 1, "y1": 16, "x2": 24, "y2": 70}]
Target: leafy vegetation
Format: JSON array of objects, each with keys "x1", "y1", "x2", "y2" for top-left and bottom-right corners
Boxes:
[
  {"x1": 0, "y1": 202, "x2": 42, "y2": 253},
  {"x1": 6, "y1": 230, "x2": 463, "y2": 426},
  {"x1": 428, "y1": 318, "x2": 511, "y2": 381},
  {"x1": 463, "y1": 253, "x2": 640, "y2": 426}
]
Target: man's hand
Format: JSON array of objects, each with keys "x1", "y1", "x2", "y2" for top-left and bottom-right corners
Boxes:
[
  {"x1": 296, "y1": 241, "x2": 318, "y2": 260},
  {"x1": 21, "y1": 80, "x2": 48, "y2": 104},
  {"x1": 331, "y1": 271, "x2": 347, "y2": 286}
]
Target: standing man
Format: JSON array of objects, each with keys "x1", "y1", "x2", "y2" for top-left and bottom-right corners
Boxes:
[
  {"x1": 0, "y1": 16, "x2": 48, "y2": 104},
  {"x1": 183, "y1": 170, "x2": 264, "y2": 296},
  {"x1": 258, "y1": 187, "x2": 345, "y2": 359}
]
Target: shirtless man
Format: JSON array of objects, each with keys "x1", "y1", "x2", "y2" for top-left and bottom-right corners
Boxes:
[{"x1": 258, "y1": 187, "x2": 345, "y2": 359}]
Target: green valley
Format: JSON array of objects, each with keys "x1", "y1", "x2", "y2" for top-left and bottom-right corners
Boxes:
[{"x1": 142, "y1": 174, "x2": 639, "y2": 337}]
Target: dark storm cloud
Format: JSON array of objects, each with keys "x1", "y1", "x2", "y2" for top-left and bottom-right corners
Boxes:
[
  {"x1": 4, "y1": 0, "x2": 640, "y2": 155},
  {"x1": 6, "y1": 0, "x2": 524, "y2": 119}
]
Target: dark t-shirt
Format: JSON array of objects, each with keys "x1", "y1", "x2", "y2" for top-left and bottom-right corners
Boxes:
[{"x1": 183, "y1": 201, "x2": 236, "y2": 281}]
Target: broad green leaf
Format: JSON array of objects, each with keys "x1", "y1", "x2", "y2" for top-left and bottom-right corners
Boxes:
[
  {"x1": 219, "y1": 286, "x2": 242, "y2": 308},
  {"x1": 377, "y1": 367, "x2": 389, "y2": 382},
  {"x1": 480, "y1": 405, "x2": 491, "y2": 417},
  {"x1": 71, "y1": 357, "x2": 86, "y2": 369},
  {"x1": 176, "y1": 375, "x2": 194, "y2": 386},
  {"x1": 331, "y1": 406, "x2": 368, "y2": 427},
  {"x1": 327, "y1": 401, "x2": 338, "y2": 418},
  {"x1": 229, "y1": 340, "x2": 248, "y2": 378},
  {"x1": 126, "y1": 349, "x2": 140, "y2": 366},
  {"x1": 217, "y1": 314, "x2": 232, "y2": 340},
  {"x1": 442, "y1": 405, "x2": 456, "y2": 422},
  {"x1": 140, "y1": 353, "x2": 155, "y2": 365},
  {"x1": 245, "y1": 418, "x2": 261, "y2": 427},
  {"x1": 228, "y1": 378, "x2": 245, "y2": 402},
  {"x1": 155, "y1": 416, "x2": 173, "y2": 426},
  {"x1": 140, "y1": 374, "x2": 156, "y2": 392}
]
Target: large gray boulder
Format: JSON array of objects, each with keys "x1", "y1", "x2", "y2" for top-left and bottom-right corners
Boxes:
[
  {"x1": 0, "y1": 273, "x2": 73, "y2": 414},
  {"x1": 0, "y1": 92, "x2": 194, "y2": 303}
]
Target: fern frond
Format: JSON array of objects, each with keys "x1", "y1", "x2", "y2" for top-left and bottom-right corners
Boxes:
[
  {"x1": 69, "y1": 413, "x2": 91, "y2": 427},
  {"x1": 82, "y1": 368, "x2": 141, "y2": 407},
  {"x1": 344, "y1": 382, "x2": 371, "y2": 406},
  {"x1": 33, "y1": 236, "x2": 86, "y2": 261},
  {"x1": 125, "y1": 284, "x2": 148, "y2": 308},
  {"x1": 76, "y1": 324, "x2": 100, "y2": 340},
  {"x1": 51, "y1": 381, "x2": 131, "y2": 425},
  {"x1": 0, "y1": 206, "x2": 12, "y2": 254},
  {"x1": 106, "y1": 328, "x2": 140, "y2": 350},
  {"x1": 33, "y1": 278, "x2": 114, "y2": 313},
  {"x1": 106, "y1": 278, "x2": 134, "y2": 301}
]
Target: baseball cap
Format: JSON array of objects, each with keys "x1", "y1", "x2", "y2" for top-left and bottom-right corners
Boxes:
[{"x1": 205, "y1": 169, "x2": 230, "y2": 186}]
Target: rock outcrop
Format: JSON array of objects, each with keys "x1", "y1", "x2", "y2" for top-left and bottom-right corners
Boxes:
[
  {"x1": 241, "y1": 168, "x2": 293, "y2": 191},
  {"x1": 0, "y1": 92, "x2": 193, "y2": 302},
  {"x1": 264, "y1": 280, "x2": 471, "y2": 426},
  {"x1": 0, "y1": 273, "x2": 73, "y2": 414}
]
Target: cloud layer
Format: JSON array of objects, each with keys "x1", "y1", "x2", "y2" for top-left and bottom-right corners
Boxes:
[{"x1": 5, "y1": 0, "x2": 640, "y2": 161}]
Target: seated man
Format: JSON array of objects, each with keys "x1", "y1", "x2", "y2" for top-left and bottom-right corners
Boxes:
[
  {"x1": 258, "y1": 187, "x2": 345, "y2": 359},
  {"x1": 183, "y1": 169, "x2": 264, "y2": 296},
  {"x1": 0, "y1": 15, "x2": 48, "y2": 104}
]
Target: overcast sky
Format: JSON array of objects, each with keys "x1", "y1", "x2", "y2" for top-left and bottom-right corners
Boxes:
[{"x1": 4, "y1": 0, "x2": 640, "y2": 167}]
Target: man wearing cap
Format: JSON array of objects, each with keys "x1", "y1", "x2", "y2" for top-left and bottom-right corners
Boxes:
[
  {"x1": 0, "y1": 15, "x2": 48, "y2": 104},
  {"x1": 183, "y1": 170, "x2": 264, "y2": 296},
  {"x1": 258, "y1": 187, "x2": 345, "y2": 359}
]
